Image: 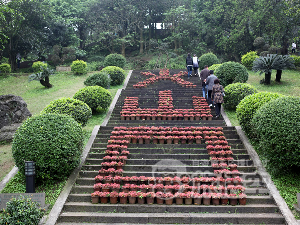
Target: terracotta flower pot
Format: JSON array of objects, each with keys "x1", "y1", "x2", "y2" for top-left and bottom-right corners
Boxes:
[
  {"x1": 100, "y1": 197, "x2": 108, "y2": 204},
  {"x1": 239, "y1": 198, "x2": 247, "y2": 205},
  {"x1": 110, "y1": 197, "x2": 118, "y2": 204},
  {"x1": 91, "y1": 196, "x2": 99, "y2": 204},
  {"x1": 176, "y1": 198, "x2": 183, "y2": 205},
  {"x1": 165, "y1": 198, "x2": 173, "y2": 205},
  {"x1": 147, "y1": 197, "x2": 154, "y2": 204},
  {"x1": 212, "y1": 198, "x2": 220, "y2": 205},
  {"x1": 156, "y1": 198, "x2": 164, "y2": 205},
  {"x1": 230, "y1": 198, "x2": 238, "y2": 206},
  {"x1": 194, "y1": 198, "x2": 202, "y2": 205},
  {"x1": 119, "y1": 196, "x2": 127, "y2": 204},
  {"x1": 221, "y1": 198, "x2": 229, "y2": 205},
  {"x1": 137, "y1": 197, "x2": 145, "y2": 204},
  {"x1": 128, "y1": 196, "x2": 136, "y2": 204},
  {"x1": 203, "y1": 197, "x2": 211, "y2": 205},
  {"x1": 184, "y1": 198, "x2": 193, "y2": 205}
]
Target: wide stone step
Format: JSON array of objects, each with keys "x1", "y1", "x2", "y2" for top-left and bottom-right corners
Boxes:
[
  {"x1": 57, "y1": 212, "x2": 285, "y2": 224},
  {"x1": 57, "y1": 223, "x2": 285, "y2": 225}
]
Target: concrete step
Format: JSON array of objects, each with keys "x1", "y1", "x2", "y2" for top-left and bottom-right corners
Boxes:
[{"x1": 57, "y1": 212, "x2": 285, "y2": 224}]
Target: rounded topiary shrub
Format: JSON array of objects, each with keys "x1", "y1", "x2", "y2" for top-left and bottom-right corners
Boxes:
[
  {"x1": 223, "y1": 83, "x2": 257, "y2": 110},
  {"x1": 84, "y1": 71, "x2": 111, "y2": 88},
  {"x1": 32, "y1": 61, "x2": 48, "y2": 72},
  {"x1": 12, "y1": 113, "x2": 83, "y2": 181},
  {"x1": 198, "y1": 53, "x2": 219, "y2": 70},
  {"x1": 241, "y1": 51, "x2": 259, "y2": 70},
  {"x1": 215, "y1": 61, "x2": 248, "y2": 87},
  {"x1": 0, "y1": 195, "x2": 44, "y2": 225},
  {"x1": 101, "y1": 66, "x2": 125, "y2": 86},
  {"x1": 236, "y1": 92, "x2": 283, "y2": 135},
  {"x1": 251, "y1": 96, "x2": 300, "y2": 171},
  {"x1": 41, "y1": 97, "x2": 92, "y2": 126},
  {"x1": 209, "y1": 64, "x2": 221, "y2": 72},
  {"x1": 71, "y1": 60, "x2": 87, "y2": 75},
  {"x1": 104, "y1": 53, "x2": 126, "y2": 68},
  {"x1": 73, "y1": 86, "x2": 112, "y2": 111},
  {"x1": 0, "y1": 63, "x2": 11, "y2": 74}
]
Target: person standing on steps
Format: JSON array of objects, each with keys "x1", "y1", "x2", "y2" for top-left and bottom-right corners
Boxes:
[
  {"x1": 200, "y1": 65, "x2": 210, "y2": 99},
  {"x1": 211, "y1": 78, "x2": 224, "y2": 118},
  {"x1": 186, "y1": 53, "x2": 193, "y2": 79},
  {"x1": 292, "y1": 42, "x2": 296, "y2": 54},
  {"x1": 193, "y1": 54, "x2": 199, "y2": 76},
  {"x1": 205, "y1": 70, "x2": 218, "y2": 107}
]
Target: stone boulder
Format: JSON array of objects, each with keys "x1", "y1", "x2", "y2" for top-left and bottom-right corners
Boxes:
[{"x1": 0, "y1": 95, "x2": 32, "y2": 129}]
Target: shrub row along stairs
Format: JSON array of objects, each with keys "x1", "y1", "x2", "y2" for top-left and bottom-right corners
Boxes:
[{"x1": 56, "y1": 69, "x2": 285, "y2": 224}]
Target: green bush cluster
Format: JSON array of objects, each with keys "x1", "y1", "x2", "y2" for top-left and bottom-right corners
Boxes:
[
  {"x1": 104, "y1": 53, "x2": 126, "y2": 68},
  {"x1": 41, "y1": 97, "x2": 92, "y2": 126},
  {"x1": 12, "y1": 114, "x2": 83, "y2": 182},
  {"x1": 71, "y1": 60, "x2": 87, "y2": 75},
  {"x1": 101, "y1": 66, "x2": 125, "y2": 86},
  {"x1": 0, "y1": 195, "x2": 44, "y2": 225},
  {"x1": 209, "y1": 64, "x2": 221, "y2": 72},
  {"x1": 241, "y1": 51, "x2": 259, "y2": 70},
  {"x1": 291, "y1": 55, "x2": 300, "y2": 67},
  {"x1": 223, "y1": 83, "x2": 257, "y2": 110},
  {"x1": 87, "y1": 61, "x2": 104, "y2": 71},
  {"x1": 198, "y1": 53, "x2": 219, "y2": 70},
  {"x1": 215, "y1": 61, "x2": 248, "y2": 87},
  {"x1": 32, "y1": 61, "x2": 48, "y2": 73},
  {"x1": 236, "y1": 92, "x2": 283, "y2": 135},
  {"x1": 252, "y1": 96, "x2": 300, "y2": 171},
  {"x1": 73, "y1": 86, "x2": 112, "y2": 112},
  {"x1": 0, "y1": 63, "x2": 11, "y2": 74},
  {"x1": 84, "y1": 71, "x2": 111, "y2": 88}
]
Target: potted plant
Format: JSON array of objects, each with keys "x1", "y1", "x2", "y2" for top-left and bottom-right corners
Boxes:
[
  {"x1": 119, "y1": 192, "x2": 128, "y2": 204},
  {"x1": 211, "y1": 193, "x2": 222, "y2": 205},
  {"x1": 184, "y1": 191, "x2": 194, "y2": 205},
  {"x1": 193, "y1": 193, "x2": 202, "y2": 205},
  {"x1": 155, "y1": 192, "x2": 164, "y2": 205},
  {"x1": 229, "y1": 193, "x2": 238, "y2": 205},
  {"x1": 163, "y1": 176, "x2": 172, "y2": 185},
  {"x1": 91, "y1": 191, "x2": 100, "y2": 204},
  {"x1": 202, "y1": 193, "x2": 211, "y2": 205},
  {"x1": 238, "y1": 193, "x2": 247, "y2": 205},
  {"x1": 146, "y1": 192, "x2": 156, "y2": 204},
  {"x1": 128, "y1": 191, "x2": 138, "y2": 204},
  {"x1": 110, "y1": 191, "x2": 119, "y2": 204},
  {"x1": 221, "y1": 193, "x2": 229, "y2": 205},
  {"x1": 174, "y1": 192, "x2": 185, "y2": 205},
  {"x1": 99, "y1": 192, "x2": 110, "y2": 204},
  {"x1": 164, "y1": 193, "x2": 174, "y2": 205},
  {"x1": 110, "y1": 183, "x2": 120, "y2": 192},
  {"x1": 93, "y1": 183, "x2": 102, "y2": 192}
]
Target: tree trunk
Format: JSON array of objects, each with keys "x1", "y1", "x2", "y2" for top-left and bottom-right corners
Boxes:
[
  {"x1": 121, "y1": 41, "x2": 125, "y2": 57},
  {"x1": 40, "y1": 76, "x2": 52, "y2": 88},
  {"x1": 139, "y1": 28, "x2": 144, "y2": 54},
  {"x1": 275, "y1": 70, "x2": 282, "y2": 82},
  {"x1": 265, "y1": 72, "x2": 271, "y2": 85}
]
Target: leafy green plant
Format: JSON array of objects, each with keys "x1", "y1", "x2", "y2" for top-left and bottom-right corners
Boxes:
[
  {"x1": 209, "y1": 64, "x2": 221, "y2": 72},
  {"x1": 215, "y1": 62, "x2": 248, "y2": 87},
  {"x1": 251, "y1": 96, "x2": 300, "y2": 172},
  {"x1": 28, "y1": 67, "x2": 55, "y2": 88},
  {"x1": 291, "y1": 55, "x2": 300, "y2": 67},
  {"x1": 87, "y1": 61, "x2": 104, "y2": 71},
  {"x1": 41, "y1": 97, "x2": 92, "y2": 126},
  {"x1": 101, "y1": 66, "x2": 125, "y2": 86},
  {"x1": 0, "y1": 195, "x2": 44, "y2": 225},
  {"x1": 12, "y1": 113, "x2": 83, "y2": 182},
  {"x1": 84, "y1": 71, "x2": 111, "y2": 88},
  {"x1": 73, "y1": 86, "x2": 112, "y2": 112},
  {"x1": 32, "y1": 61, "x2": 48, "y2": 72},
  {"x1": 198, "y1": 53, "x2": 219, "y2": 70},
  {"x1": 0, "y1": 63, "x2": 11, "y2": 74},
  {"x1": 223, "y1": 83, "x2": 257, "y2": 110},
  {"x1": 71, "y1": 60, "x2": 87, "y2": 75},
  {"x1": 241, "y1": 51, "x2": 259, "y2": 70},
  {"x1": 104, "y1": 53, "x2": 126, "y2": 68},
  {"x1": 236, "y1": 92, "x2": 283, "y2": 135}
]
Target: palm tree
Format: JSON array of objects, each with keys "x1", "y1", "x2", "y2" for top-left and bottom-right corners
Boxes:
[{"x1": 274, "y1": 55, "x2": 295, "y2": 82}]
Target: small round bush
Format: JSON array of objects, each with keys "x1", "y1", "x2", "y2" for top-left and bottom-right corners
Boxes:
[
  {"x1": 241, "y1": 51, "x2": 259, "y2": 70},
  {"x1": 101, "y1": 66, "x2": 125, "y2": 86},
  {"x1": 84, "y1": 71, "x2": 111, "y2": 88},
  {"x1": 71, "y1": 60, "x2": 87, "y2": 75},
  {"x1": 291, "y1": 55, "x2": 300, "y2": 67},
  {"x1": 198, "y1": 53, "x2": 219, "y2": 70},
  {"x1": 0, "y1": 63, "x2": 11, "y2": 74},
  {"x1": 73, "y1": 86, "x2": 112, "y2": 111},
  {"x1": 0, "y1": 195, "x2": 44, "y2": 225},
  {"x1": 223, "y1": 83, "x2": 257, "y2": 110},
  {"x1": 236, "y1": 92, "x2": 283, "y2": 135},
  {"x1": 41, "y1": 97, "x2": 92, "y2": 126},
  {"x1": 12, "y1": 114, "x2": 83, "y2": 181},
  {"x1": 209, "y1": 64, "x2": 221, "y2": 72},
  {"x1": 104, "y1": 53, "x2": 126, "y2": 68},
  {"x1": 251, "y1": 96, "x2": 300, "y2": 171},
  {"x1": 32, "y1": 61, "x2": 48, "y2": 72},
  {"x1": 215, "y1": 62, "x2": 248, "y2": 87}
]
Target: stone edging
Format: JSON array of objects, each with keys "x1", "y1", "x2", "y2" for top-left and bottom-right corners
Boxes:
[
  {"x1": 235, "y1": 126, "x2": 298, "y2": 225},
  {"x1": 0, "y1": 166, "x2": 18, "y2": 192}
]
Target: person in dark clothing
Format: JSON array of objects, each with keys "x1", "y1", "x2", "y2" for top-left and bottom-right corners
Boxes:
[
  {"x1": 211, "y1": 78, "x2": 224, "y2": 118},
  {"x1": 205, "y1": 70, "x2": 218, "y2": 107},
  {"x1": 186, "y1": 53, "x2": 193, "y2": 79},
  {"x1": 200, "y1": 65, "x2": 210, "y2": 98}
]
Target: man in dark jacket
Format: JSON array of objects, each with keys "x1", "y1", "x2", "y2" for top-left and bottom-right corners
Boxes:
[
  {"x1": 205, "y1": 70, "x2": 218, "y2": 107},
  {"x1": 186, "y1": 53, "x2": 193, "y2": 79},
  {"x1": 200, "y1": 65, "x2": 210, "y2": 98}
]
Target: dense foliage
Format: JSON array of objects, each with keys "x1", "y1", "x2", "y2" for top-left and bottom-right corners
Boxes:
[
  {"x1": 236, "y1": 92, "x2": 283, "y2": 135},
  {"x1": 101, "y1": 66, "x2": 125, "y2": 86},
  {"x1": 73, "y1": 86, "x2": 112, "y2": 111},
  {"x1": 0, "y1": 63, "x2": 11, "y2": 74},
  {"x1": 84, "y1": 71, "x2": 111, "y2": 88},
  {"x1": 12, "y1": 113, "x2": 83, "y2": 182},
  {"x1": 209, "y1": 64, "x2": 221, "y2": 72},
  {"x1": 0, "y1": 195, "x2": 44, "y2": 225},
  {"x1": 71, "y1": 60, "x2": 87, "y2": 75},
  {"x1": 104, "y1": 53, "x2": 126, "y2": 68},
  {"x1": 223, "y1": 83, "x2": 257, "y2": 110},
  {"x1": 215, "y1": 62, "x2": 248, "y2": 87},
  {"x1": 241, "y1": 51, "x2": 259, "y2": 70},
  {"x1": 32, "y1": 61, "x2": 48, "y2": 72},
  {"x1": 251, "y1": 97, "x2": 300, "y2": 172},
  {"x1": 41, "y1": 97, "x2": 92, "y2": 126},
  {"x1": 198, "y1": 53, "x2": 219, "y2": 70}
]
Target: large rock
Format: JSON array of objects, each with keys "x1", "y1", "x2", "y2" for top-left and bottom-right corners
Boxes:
[
  {"x1": 0, "y1": 123, "x2": 22, "y2": 142},
  {"x1": 0, "y1": 95, "x2": 32, "y2": 129}
]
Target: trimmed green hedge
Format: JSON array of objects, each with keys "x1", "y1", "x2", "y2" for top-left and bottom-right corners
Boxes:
[
  {"x1": 84, "y1": 71, "x2": 111, "y2": 88},
  {"x1": 236, "y1": 92, "x2": 283, "y2": 135},
  {"x1": 73, "y1": 86, "x2": 112, "y2": 112},
  {"x1": 251, "y1": 96, "x2": 300, "y2": 171},
  {"x1": 0, "y1": 63, "x2": 11, "y2": 74},
  {"x1": 101, "y1": 66, "x2": 125, "y2": 86},
  {"x1": 12, "y1": 114, "x2": 83, "y2": 182},
  {"x1": 215, "y1": 61, "x2": 248, "y2": 87},
  {"x1": 104, "y1": 53, "x2": 126, "y2": 68},
  {"x1": 198, "y1": 53, "x2": 219, "y2": 70},
  {"x1": 32, "y1": 61, "x2": 48, "y2": 72},
  {"x1": 209, "y1": 64, "x2": 221, "y2": 72},
  {"x1": 241, "y1": 51, "x2": 259, "y2": 70},
  {"x1": 223, "y1": 83, "x2": 257, "y2": 110},
  {"x1": 71, "y1": 60, "x2": 87, "y2": 75},
  {"x1": 41, "y1": 97, "x2": 92, "y2": 126}
]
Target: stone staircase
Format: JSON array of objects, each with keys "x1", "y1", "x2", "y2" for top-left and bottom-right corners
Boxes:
[{"x1": 56, "y1": 69, "x2": 286, "y2": 224}]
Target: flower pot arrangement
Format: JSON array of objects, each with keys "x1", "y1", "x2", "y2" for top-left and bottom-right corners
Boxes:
[{"x1": 91, "y1": 191, "x2": 100, "y2": 204}]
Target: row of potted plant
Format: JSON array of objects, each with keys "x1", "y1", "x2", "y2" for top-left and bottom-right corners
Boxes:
[
  {"x1": 110, "y1": 130, "x2": 224, "y2": 137},
  {"x1": 91, "y1": 191, "x2": 247, "y2": 205},
  {"x1": 102, "y1": 155, "x2": 128, "y2": 162},
  {"x1": 113, "y1": 126, "x2": 223, "y2": 132},
  {"x1": 214, "y1": 169, "x2": 241, "y2": 178},
  {"x1": 212, "y1": 163, "x2": 238, "y2": 171}
]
